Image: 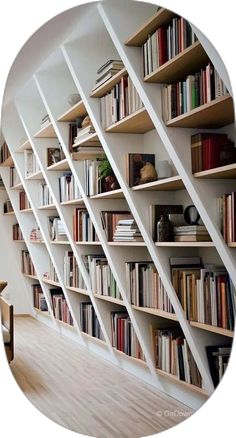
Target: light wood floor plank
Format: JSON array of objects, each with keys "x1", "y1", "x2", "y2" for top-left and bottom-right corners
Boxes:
[{"x1": 10, "y1": 317, "x2": 193, "y2": 437}]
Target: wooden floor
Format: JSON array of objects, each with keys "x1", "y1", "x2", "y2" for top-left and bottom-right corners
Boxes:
[{"x1": 11, "y1": 317, "x2": 193, "y2": 438}]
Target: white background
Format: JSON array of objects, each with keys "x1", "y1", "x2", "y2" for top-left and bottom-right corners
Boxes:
[{"x1": 0, "y1": 1, "x2": 235, "y2": 437}]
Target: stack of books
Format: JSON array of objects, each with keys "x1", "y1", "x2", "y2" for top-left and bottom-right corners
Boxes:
[
  {"x1": 10, "y1": 166, "x2": 21, "y2": 188},
  {"x1": 21, "y1": 250, "x2": 36, "y2": 276},
  {"x1": 72, "y1": 124, "x2": 96, "y2": 146},
  {"x1": 32, "y1": 284, "x2": 48, "y2": 311},
  {"x1": 111, "y1": 311, "x2": 145, "y2": 360},
  {"x1": 206, "y1": 344, "x2": 232, "y2": 388},
  {"x1": 64, "y1": 251, "x2": 86, "y2": 290},
  {"x1": 86, "y1": 254, "x2": 122, "y2": 299},
  {"x1": 43, "y1": 259, "x2": 59, "y2": 284},
  {"x1": 100, "y1": 74, "x2": 143, "y2": 129},
  {"x1": 30, "y1": 226, "x2": 43, "y2": 242},
  {"x1": 40, "y1": 184, "x2": 54, "y2": 207},
  {"x1": 126, "y1": 261, "x2": 174, "y2": 313},
  {"x1": 80, "y1": 302, "x2": 102, "y2": 339},
  {"x1": 218, "y1": 192, "x2": 236, "y2": 244},
  {"x1": 50, "y1": 289, "x2": 73, "y2": 325},
  {"x1": 41, "y1": 114, "x2": 51, "y2": 129},
  {"x1": 92, "y1": 59, "x2": 124, "y2": 91},
  {"x1": 12, "y1": 224, "x2": 24, "y2": 241},
  {"x1": 191, "y1": 133, "x2": 235, "y2": 173},
  {"x1": 170, "y1": 257, "x2": 235, "y2": 330},
  {"x1": 153, "y1": 327, "x2": 202, "y2": 387},
  {"x1": 0, "y1": 142, "x2": 10, "y2": 164},
  {"x1": 162, "y1": 63, "x2": 228, "y2": 122},
  {"x1": 173, "y1": 225, "x2": 211, "y2": 242},
  {"x1": 24, "y1": 150, "x2": 41, "y2": 177},
  {"x1": 48, "y1": 216, "x2": 68, "y2": 242},
  {"x1": 101, "y1": 211, "x2": 142, "y2": 242},
  {"x1": 73, "y1": 208, "x2": 99, "y2": 242},
  {"x1": 143, "y1": 17, "x2": 197, "y2": 77},
  {"x1": 19, "y1": 191, "x2": 31, "y2": 210},
  {"x1": 3, "y1": 199, "x2": 14, "y2": 214},
  {"x1": 59, "y1": 172, "x2": 81, "y2": 202}
]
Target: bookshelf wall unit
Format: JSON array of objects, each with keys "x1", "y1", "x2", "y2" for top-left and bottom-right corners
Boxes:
[{"x1": 0, "y1": 1, "x2": 235, "y2": 411}]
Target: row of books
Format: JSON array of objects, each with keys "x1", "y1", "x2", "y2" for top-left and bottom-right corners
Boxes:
[
  {"x1": 50, "y1": 288, "x2": 73, "y2": 325},
  {"x1": 191, "y1": 133, "x2": 236, "y2": 174},
  {"x1": 41, "y1": 114, "x2": 51, "y2": 129},
  {"x1": 32, "y1": 284, "x2": 48, "y2": 312},
  {"x1": 100, "y1": 75, "x2": 143, "y2": 129},
  {"x1": 10, "y1": 166, "x2": 21, "y2": 188},
  {"x1": 111, "y1": 311, "x2": 145, "y2": 360},
  {"x1": 162, "y1": 63, "x2": 228, "y2": 122},
  {"x1": 171, "y1": 257, "x2": 235, "y2": 330},
  {"x1": 153, "y1": 327, "x2": 202, "y2": 387},
  {"x1": 24, "y1": 150, "x2": 41, "y2": 177},
  {"x1": 173, "y1": 225, "x2": 211, "y2": 243},
  {"x1": 84, "y1": 158, "x2": 119, "y2": 196},
  {"x1": 59, "y1": 172, "x2": 81, "y2": 203},
  {"x1": 48, "y1": 216, "x2": 67, "y2": 242},
  {"x1": 86, "y1": 255, "x2": 122, "y2": 299},
  {"x1": 44, "y1": 259, "x2": 59, "y2": 284},
  {"x1": 73, "y1": 208, "x2": 98, "y2": 242},
  {"x1": 22, "y1": 250, "x2": 36, "y2": 276},
  {"x1": 40, "y1": 184, "x2": 54, "y2": 207},
  {"x1": 19, "y1": 191, "x2": 31, "y2": 211},
  {"x1": 13, "y1": 223, "x2": 24, "y2": 241},
  {"x1": 218, "y1": 192, "x2": 236, "y2": 244},
  {"x1": 101, "y1": 211, "x2": 142, "y2": 242},
  {"x1": 143, "y1": 17, "x2": 197, "y2": 77},
  {"x1": 64, "y1": 251, "x2": 86, "y2": 290},
  {"x1": 126, "y1": 261, "x2": 173, "y2": 312},
  {"x1": 3, "y1": 199, "x2": 13, "y2": 214},
  {"x1": 80, "y1": 302, "x2": 102, "y2": 339},
  {"x1": 0, "y1": 142, "x2": 10, "y2": 164}
]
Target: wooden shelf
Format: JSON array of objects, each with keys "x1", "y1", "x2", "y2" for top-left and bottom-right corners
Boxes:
[
  {"x1": 76, "y1": 241, "x2": 102, "y2": 246},
  {"x1": 29, "y1": 240, "x2": 45, "y2": 244},
  {"x1": 156, "y1": 368, "x2": 209, "y2": 396},
  {"x1": 72, "y1": 132, "x2": 100, "y2": 148},
  {"x1": 108, "y1": 241, "x2": 146, "y2": 246},
  {"x1": 50, "y1": 240, "x2": 70, "y2": 245},
  {"x1": 38, "y1": 204, "x2": 56, "y2": 210},
  {"x1": 66, "y1": 286, "x2": 89, "y2": 296},
  {"x1": 90, "y1": 189, "x2": 123, "y2": 199},
  {"x1": 3, "y1": 211, "x2": 15, "y2": 216},
  {"x1": 57, "y1": 100, "x2": 87, "y2": 122},
  {"x1": 13, "y1": 240, "x2": 25, "y2": 243},
  {"x1": 61, "y1": 198, "x2": 84, "y2": 206},
  {"x1": 194, "y1": 163, "x2": 236, "y2": 179},
  {"x1": 114, "y1": 348, "x2": 148, "y2": 367},
  {"x1": 155, "y1": 242, "x2": 214, "y2": 247},
  {"x1": 42, "y1": 278, "x2": 61, "y2": 287},
  {"x1": 144, "y1": 41, "x2": 209, "y2": 84},
  {"x1": 105, "y1": 107, "x2": 154, "y2": 134},
  {"x1": 23, "y1": 274, "x2": 38, "y2": 280},
  {"x1": 125, "y1": 8, "x2": 175, "y2": 46},
  {"x1": 47, "y1": 159, "x2": 70, "y2": 171},
  {"x1": 57, "y1": 319, "x2": 76, "y2": 331},
  {"x1": 25, "y1": 171, "x2": 44, "y2": 181},
  {"x1": 90, "y1": 67, "x2": 127, "y2": 98},
  {"x1": 228, "y1": 242, "x2": 236, "y2": 248},
  {"x1": 94, "y1": 294, "x2": 124, "y2": 306},
  {"x1": 19, "y1": 208, "x2": 33, "y2": 213},
  {"x1": 132, "y1": 305, "x2": 177, "y2": 321},
  {"x1": 0, "y1": 156, "x2": 14, "y2": 167},
  {"x1": 16, "y1": 139, "x2": 31, "y2": 152},
  {"x1": 190, "y1": 321, "x2": 234, "y2": 338},
  {"x1": 11, "y1": 182, "x2": 23, "y2": 190},
  {"x1": 34, "y1": 308, "x2": 50, "y2": 317},
  {"x1": 34, "y1": 122, "x2": 57, "y2": 138},
  {"x1": 132, "y1": 176, "x2": 184, "y2": 191},
  {"x1": 166, "y1": 95, "x2": 234, "y2": 128},
  {"x1": 82, "y1": 332, "x2": 107, "y2": 346}
]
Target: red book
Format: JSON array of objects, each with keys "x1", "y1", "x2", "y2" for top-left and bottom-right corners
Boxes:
[
  {"x1": 157, "y1": 27, "x2": 167, "y2": 66},
  {"x1": 202, "y1": 134, "x2": 228, "y2": 170}
]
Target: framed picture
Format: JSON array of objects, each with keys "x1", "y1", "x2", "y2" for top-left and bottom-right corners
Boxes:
[{"x1": 47, "y1": 146, "x2": 65, "y2": 167}]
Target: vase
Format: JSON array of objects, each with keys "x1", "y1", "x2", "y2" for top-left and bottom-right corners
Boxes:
[
  {"x1": 157, "y1": 215, "x2": 173, "y2": 242},
  {"x1": 157, "y1": 160, "x2": 173, "y2": 179},
  {"x1": 67, "y1": 93, "x2": 81, "y2": 106}
]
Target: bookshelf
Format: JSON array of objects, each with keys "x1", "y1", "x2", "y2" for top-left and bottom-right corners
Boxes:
[
  {"x1": 0, "y1": 1, "x2": 235, "y2": 412},
  {"x1": 194, "y1": 163, "x2": 236, "y2": 179}
]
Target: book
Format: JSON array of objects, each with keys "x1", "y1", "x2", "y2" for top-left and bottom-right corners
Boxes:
[
  {"x1": 206, "y1": 344, "x2": 232, "y2": 388},
  {"x1": 126, "y1": 153, "x2": 157, "y2": 187},
  {"x1": 50, "y1": 288, "x2": 73, "y2": 325},
  {"x1": 32, "y1": 284, "x2": 48, "y2": 312},
  {"x1": 80, "y1": 302, "x2": 103, "y2": 339},
  {"x1": 73, "y1": 208, "x2": 98, "y2": 242},
  {"x1": 97, "y1": 59, "x2": 124, "y2": 75},
  {"x1": 40, "y1": 183, "x2": 54, "y2": 206},
  {"x1": 21, "y1": 250, "x2": 36, "y2": 276},
  {"x1": 59, "y1": 172, "x2": 81, "y2": 202},
  {"x1": 64, "y1": 251, "x2": 86, "y2": 290},
  {"x1": 19, "y1": 191, "x2": 31, "y2": 210},
  {"x1": 218, "y1": 191, "x2": 236, "y2": 243},
  {"x1": 85, "y1": 254, "x2": 121, "y2": 299},
  {"x1": 191, "y1": 133, "x2": 234, "y2": 173},
  {"x1": 101, "y1": 211, "x2": 143, "y2": 242},
  {"x1": 0, "y1": 142, "x2": 11, "y2": 164},
  {"x1": 111, "y1": 311, "x2": 145, "y2": 360}
]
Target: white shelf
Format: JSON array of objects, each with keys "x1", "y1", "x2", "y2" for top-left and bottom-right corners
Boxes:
[
  {"x1": 47, "y1": 159, "x2": 70, "y2": 171},
  {"x1": 34, "y1": 122, "x2": 57, "y2": 138}
]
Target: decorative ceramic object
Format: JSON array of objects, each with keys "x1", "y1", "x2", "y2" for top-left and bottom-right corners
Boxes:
[
  {"x1": 81, "y1": 115, "x2": 92, "y2": 128},
  {"x1": 67, "y1": 93, "x2": 81, "y2": 106},
  {"x1": 140, "y1": 162, "x2": 157, "y2": 184},
  {"x1": 157, "y1": 160, "x2": 173, "y2": 179},
  {"x1": 157, "y1": 215, "x2": 173, "y2": 242}
]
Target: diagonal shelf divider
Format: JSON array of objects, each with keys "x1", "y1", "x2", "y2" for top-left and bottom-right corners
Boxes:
[
  {"x1": 97, "y1": 1, "x2": 236, "y2": 290},
  {"x1": 59, "y1": 17, "x2": 218, "y2": 396}
]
